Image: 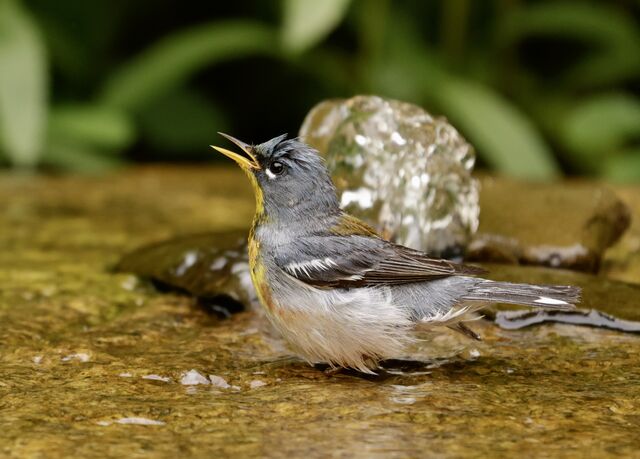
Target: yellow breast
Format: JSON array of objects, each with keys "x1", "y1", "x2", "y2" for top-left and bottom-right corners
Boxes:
[{"x1": 248, "y1": 234, "x2": 276, "y2": 313}]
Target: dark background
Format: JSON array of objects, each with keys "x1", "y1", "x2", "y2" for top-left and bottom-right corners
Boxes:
[{"x1": 1, "y1": 0, "x2": 639, "y2": 180}]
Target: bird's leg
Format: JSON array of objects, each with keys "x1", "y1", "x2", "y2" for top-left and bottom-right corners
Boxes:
[
  {"x1": 312, "y1": 362, "x2": 344, "y2": 376},
  {"x1": 323, "y1": 366, "x2": 344, "y2": 377},
  {"x1": 448, "y1": 322, "x2": 482, "y2": 341}
]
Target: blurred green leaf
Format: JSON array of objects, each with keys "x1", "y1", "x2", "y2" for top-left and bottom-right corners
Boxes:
[
  {"x1": 138, "y1": 88, "x2": 227, "y2": 156},
  {"x1": 100, "y1": 21, "x2": 278, "y2": 111},
  {"x1": 48, "y1": 104, "x2": 134, "y2": 150},
  {"x1": 500, "y1": 2, "x2": 639, "y2": 48},
  {"x1": 43, "y1": 104, "x2": 132, "y2": 173},
  {"x1": 440, "y1": 0, "x2": 471, "y2": 65},
  {"x1": 297, "y1": 48, "x2": 357, "y2": 94},
  {"x1": 368, "y1": 11, "x2": 446, "y2": 101},
  {"x1": 42, "y1": 140, "x2": 124, "y2": 173},
  {"x1": 434, "y1": 78, "x2": 559, "y2": 180},
  {"x1": 367, "y1": 10, "x2": 558, "y2": 180},
  {"x1": 499, "y1": 2, "x2": 640, "y2": 87},
  {"x1": 561, "y1": 93, "x2": 640, "y2": 172},
  {"x1": 281, "y1": 0, "x2": 351, "y2": 54},
  {"x1": 354, "y1": 0, "x2": 389, "y2": 60},
  {"x1": 604, "y1": 149, "x2": 640, "y2": 183},
  {"x1": 0, "y1": 0, "x2": 47, "y2": 167},
  {"x1": 35, "y1": 13, "x2": 89, "y2": 84},
  {"x1": 570, "y1": 52, "x2": 640, "y2": 89}
]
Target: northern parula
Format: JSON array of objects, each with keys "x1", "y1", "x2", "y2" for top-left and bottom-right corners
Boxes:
[{"x1": 212, "y1": 133, "x2": 581, "y2": 373}]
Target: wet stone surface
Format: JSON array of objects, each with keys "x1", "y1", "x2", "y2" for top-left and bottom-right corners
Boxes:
[
  {"x1": 602, "y1": 184, "x2": 640, "y2": 284},
  {"x1": 115, "y1": 231, "x2": 257, "y2": 315},
  {"x1": 2, "y1": 167, "x2": 640, "y2": 458},
  {"x1": 469, "y1": 177, "x2": 631, "y2": 272}
]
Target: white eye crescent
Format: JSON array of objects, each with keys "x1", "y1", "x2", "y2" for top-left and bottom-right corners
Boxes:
[{"x1": 266, "y1": 161, "x2": 285, "y2": 178}]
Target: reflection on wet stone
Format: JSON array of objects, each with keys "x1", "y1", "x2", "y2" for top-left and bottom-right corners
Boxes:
[
  {"x1": 496, "y1": 309, "x2": 640, "y2": 333},
  {"x1": 300, "y1": 95, "x2": 479, "y2": 256}
]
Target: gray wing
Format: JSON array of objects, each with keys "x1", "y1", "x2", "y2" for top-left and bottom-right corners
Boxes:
[{"x1": 273, "y1": 235, "x2": 485, "y2": 289}]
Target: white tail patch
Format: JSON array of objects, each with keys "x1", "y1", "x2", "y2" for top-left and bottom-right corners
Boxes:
[{"x1": 534, "y1": 296, "x2": 568, "y2": 306}]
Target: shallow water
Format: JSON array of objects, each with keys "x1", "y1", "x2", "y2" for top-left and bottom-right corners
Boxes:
[{"x1": 1, "y1": 167, "x2": 639, "y2": 458}]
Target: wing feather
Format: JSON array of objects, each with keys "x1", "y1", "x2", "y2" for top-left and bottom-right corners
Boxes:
[{"x1": 276, "y1": 233, "x2": 484, "y2": 289}]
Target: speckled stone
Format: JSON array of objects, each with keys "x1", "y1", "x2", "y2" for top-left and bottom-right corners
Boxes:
[{"x1": 300, "y1": 95, "x2": 479, "y2": 257}]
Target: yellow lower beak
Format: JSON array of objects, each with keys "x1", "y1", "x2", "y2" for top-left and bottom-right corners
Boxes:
[
  {"x1": 211, "y1": 133, "x2": 259, "y2": 170},
  {"x1": 211, "y1": 146, "x2": 259, "y2": 169}
]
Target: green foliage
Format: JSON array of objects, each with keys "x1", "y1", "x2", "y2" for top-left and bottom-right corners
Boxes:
[
  {"x1": 44, "y1": 104, "x2": 133, "y2": 171},
  {"x1": 561, "y1": 94, "x2": 640, "y2": 173},
  {"x1": 0, "y1": 0, "x2": 47, "y2": 168},
  {"x1": 498, "y1": 2, "x2": 640, "y2": 88},
  {"x1": 100, "y1": 21, "x2": 278, "y2": 111},
  {"x1": 2, "y1": 1, "x2": 640, "y2": 181},
  {"x1": 137, "y1": 88, "x2": 228, "y2": 157},
  {"x1": 604, "y1": 148, "x2": 640, "y2": 183},
  {"x1": 362, "y1": 10, "x2": 559, "y2": 179},
  {"x1": 281, "y1": 0, "x2": 352, "y2": 54},
  {"x1": 49, "y1": 104, "x2": 134, "y2": 149},
  {"x1": 435, "y1": 78, "x2": 559, "y2": 180}
]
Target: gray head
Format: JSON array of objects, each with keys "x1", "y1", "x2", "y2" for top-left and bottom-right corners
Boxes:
[{"x1": 212, "y1": 133, "x2": 340, "y2": 222}]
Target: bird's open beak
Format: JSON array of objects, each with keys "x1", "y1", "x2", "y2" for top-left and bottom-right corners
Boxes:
[{"x1": 210, "y1": 132, "x2": 260, "y2": 170}]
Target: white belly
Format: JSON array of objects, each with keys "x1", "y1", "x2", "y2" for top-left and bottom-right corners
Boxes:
[{"x1": 265, "y1": 271, "x2": 415, "y2": 373}]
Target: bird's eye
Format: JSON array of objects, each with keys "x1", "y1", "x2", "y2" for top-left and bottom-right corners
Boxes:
[{"x1": 267, "y1": 161, "x2": 285, "y2": 176}]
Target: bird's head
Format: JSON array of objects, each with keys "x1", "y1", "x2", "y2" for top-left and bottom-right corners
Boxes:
[{"x1": 212, "y1": 133, "x2": 339, "y2": 221}]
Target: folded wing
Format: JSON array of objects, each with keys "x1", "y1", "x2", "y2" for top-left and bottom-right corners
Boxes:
[{"x1": 274, "y1": 234, "x2": 484, "y2": 289}]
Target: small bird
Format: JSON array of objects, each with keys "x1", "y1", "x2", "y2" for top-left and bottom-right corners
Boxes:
[{"x1": 212, "y1": 133, "x2": 581, "y2": 373}]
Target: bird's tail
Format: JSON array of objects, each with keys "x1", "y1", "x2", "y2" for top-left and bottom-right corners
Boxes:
[{"x1": 463, "y1": 280, "x2": 581, "y2": 310}]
